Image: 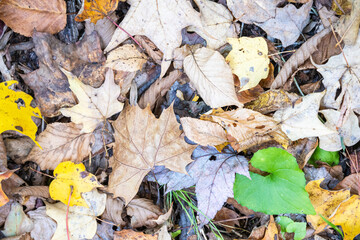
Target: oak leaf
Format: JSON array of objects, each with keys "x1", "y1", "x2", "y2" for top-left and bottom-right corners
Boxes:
[
  {"x1": 109, "y1": 104, "x2": 195, "y2": 204},
  {"x1": 0, "y1": 81, "x2": 42, "y2": 147},
  {"x1": 49, "y1": 162, "x2": 102, "y2": 207},
  {"x1": 105, "y1": 0, "x2": 203, "y2": 78},
  {"x1": 46, "y1": 189, "x2": 106, "y2": 240},
  {"x1": 23, "y1": 122, "x2": 94, "y2": 170},
  {"x1": 184, "y1": 47, "x2": 241, "y2": 108},
  {"x1": 0, "y1": 0, "x2": 66, "y2": 37},
  {"x1": 60, "y1": 68, "x2": 123, "y2": 133},
  {"x1": 75, "y1": 0, "x2": 121, "y2": 24},
  {"x1": 273, "y1": 92, "x2": 336, "y2": 141}
]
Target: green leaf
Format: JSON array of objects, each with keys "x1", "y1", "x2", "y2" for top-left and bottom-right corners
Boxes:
[
  {"x1": 276, "y1": 216, "x2": 306, "y2": 240},
  {"x1": 233, "y1": 147, "x2": 316, "y2": 215},
  {"x1": 309, "y1": 147, "x2": 339, "y2": 167}
]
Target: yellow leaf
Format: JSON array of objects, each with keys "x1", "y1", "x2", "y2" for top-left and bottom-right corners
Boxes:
[
  {"x1": 226, "y1": 37, "x2": 269, "y2": 92},
  {"x1": 329, "y1": 195, "x2": 360, "y2": 240},
  {"x1": 49, "y1": 161, "x2": 102, "y2": 207},
  {"x1": 305, "y1": 179, "x2": 350, "y2": 231},
  {"x1": 75, "y1": 0, "x2": 121, "y2": 24},
  {"x1": 0, "y1": 81, "x2": 42, "y2": 147}
]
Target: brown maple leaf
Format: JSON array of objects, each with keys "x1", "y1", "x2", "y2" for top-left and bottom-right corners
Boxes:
[{"x1": 109, "y1": 104, "x2": 195, "y2": 204}]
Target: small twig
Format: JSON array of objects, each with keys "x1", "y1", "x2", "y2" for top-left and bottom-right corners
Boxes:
[
  {"x1": 66, "y1": 186, "x2": 74, "y2": 240},
  {"x1": 29, "y1": 167, "x2": 55, "y2": 179}
]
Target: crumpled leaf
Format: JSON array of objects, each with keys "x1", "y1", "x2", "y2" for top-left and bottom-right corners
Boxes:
[
  {"x1": 319, "y1": 109, "x2": 360, "y2": 151},
  {"x1": 262, "y1": 216, "x2": 279, "y2": 240},
  {"x1": 23, "y1": 122, "x2": 94, "y2": 170},
  {"x1": 335, "y1": 173, "x2": 360, "y2": 194},
  {"x1": 314, "y1": 31, "x2": 360, "y2": 112},
  {"x1": 23, "y1": 31, "x2": 105, "y2": 117},
  {"x1": 109, "y1": 104, "x2": 195, "y2": 204},
  {"x1": 0, "y1": 81, "x2": 42, "y2": 147},
  {"x1": 328, "y1": 195, "x2": 360, "y2": 240},
  {"x1": 101, "y1": 196, "x2": 125, "y2": 226},
  {"x1": 75, "y1": 0, "x2": 120, "y2": 24},
  {"x1": 46, "y1": 189, "x2": 106, "y2": 240},
  {"x1": 273, "y1": 92, "x2": 336, "y2": 141},
  {"x1": 105, "y1": 44, "x2": 147, "y2": 72},
  {"x1": 184, "y1": 47, "x2": 241, "y2": 108},
  {"x1": 0, "y1": 0, "x2": 66, "y2": 37},
  {"x1": 105, "y1": 0, "x2": 203, "y2": 77},
  {"x1": 189, "y1": 0, "x2": 237, "y2": 49},
  {"x1": 49, "y1": 161, "x2": 102, "y2": 207},
  {"x1": 226, "y1": 37, "x2": 270, "y2": 91},
  {"x1": 305, "y1": 178, "x2": 350, "y2": 230},
  {"x1": 257, "y1": 1, "x2": 313, "y2": 47},
  {"x1": 182, "y1": 108, "x2": 289, "y2": 152},
  {"x1": 0, "y1": 170, "x2": 14, "y2": 207},
  {"x1": 1, "y1": 202, "x2": 34, "y2": 237},
  {"x1": 127, "y1": 198, "x2": 164, "y2": 228},
  {"x1": 27, "y1": 207, "x2": 56, "y2": 240},
  {"x1": 60, "y1": 68, "x2": 123, "y2": 133},
  {"x1": 234, "y1": 147, "x2": 316, "y2": 215},
  {"x1": 149, "y1": 145, "x2": 249, "y2": 224}
]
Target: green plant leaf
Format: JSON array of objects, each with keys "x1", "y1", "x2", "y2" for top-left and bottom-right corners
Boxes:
[
  {"x1": 233, "y1": 147, "x2": 316, "y2": 215},
  {"x1": 309, "y1": 146, "x2": 339, "y2": 167},
  {"x1": 276, "y1": 216, "x2": 306, "y2": 240}
]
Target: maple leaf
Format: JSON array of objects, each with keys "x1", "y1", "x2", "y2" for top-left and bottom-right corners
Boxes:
[
  {"x1": 23, "y1": 122, "x2": 94, "y2": 170},
  {"x1": 60, "y1": 68, "x2": 123, "y2": 133},
  {"x1": 108, "y1": 104, "x2": 195, "y2": 204},
  {"x1": 183, "y1": 47, "x2": 241, "y2": 108},
  {"x1": 75, "y1": 0, "x2": 121, "y2": 24},
  {"x1": 46, "y1": 189, "x2": 106, "y2": 240},
  {"x1": 49, "y1": 161, "x2": 102, "y2": 207},
  {"x1": 148, "y1": 145, "x2": 249, "y2": 224},
  {"x1": 273, "y1": 92, "x2": 336, "y2": 141},
  {"x1": 0, "y1": 81, "x2": 42, "y2": 147},
  {"x1": 104, "y1": 0, "x2": 203, "y2": 77}
]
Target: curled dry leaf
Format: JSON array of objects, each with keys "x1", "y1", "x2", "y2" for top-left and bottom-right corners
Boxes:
[
  {"x1": 114, "y1": 229, "x2": 157, "y2": 240},
  {"x1": 105, "y1": 0, "x2": 203, "y2": 78},
  {"x1": 184, "y1": 47, "x2": 241, "y2": 108},
  {"x1": 101, "y1": 196, "x2": 126, "y2": 226},
  {"x1": 109, "y1": 104, "x2": 195, "y2": 204},
  {"x1": 0, "y1": 171, "x2": 14, "y2": 207},
  {"x1": 273, "y1": 92, "x2": 336, "y2": 141},
  {"x1": 0, "y1": 136, "x2": 6, "y2": 169},
  {"x1": 60, "y1": 68, "x2": 123, "y2": 133},
  {"x1": 134, "y1": 36, "x2": 163, "y2": 65},
  {"x1": 0, "y1": 0, "x2": 66, "y2": 37},
  {"x1": 190, "y1": 0, "x2": 237, "y2": 49},
  {"x1": 23, "y1": 122, "x2": 94, "y2": 170},
  {"x1": 287, "y1": 137, "x2": 318, "y2": 169},
  {"x1": 105, "y1": 44, "x2": 147, "y2": 72},
  {"x1": 319, "y1": 109, "x2": 360, "y2": 151},
  {"x1": 127, "y1": 198, "x2": 163, "y2": 228},
  {"x1": 11, "y1": 186, "x2": 50, "y2": 199},
  {"x1": 245, "y1": 89, "x2": 299, "y2": 114},
  {"x1": 271, "y1": 28, "x2": 331, "y2": 89},
  {"x1": 138, "y1": 70, "x2": 182, "y2": 109},
  {"x1": 334, "y1": 173, "x2": 360, "y2": 194}
]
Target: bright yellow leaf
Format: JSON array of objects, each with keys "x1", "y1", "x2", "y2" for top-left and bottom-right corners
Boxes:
[
  {"x1": 329, "y1": 195, "x2": 360, "y2": 240},
  {"x1": 0, "y1": 81, "x2": 42, "y2": 148},
  {"x1": 49, "y1": 161, "x2": 102, "y2": 207},
  {"x1": 226, "y1": 37, "x2": 269, "y2": 92},
  {"x1": 75, "y1": 0, "x2": 121, "y2": 24},
  {"x1": 305, "y1": 179, "x2": 350, "y2": 231}
]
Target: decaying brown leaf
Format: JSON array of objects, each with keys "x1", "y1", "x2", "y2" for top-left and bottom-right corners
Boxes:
[
  {"x1": 0, "y1": 136, "x2": 6, "y2": 169},
  {"x1": 213, "y1": 207, "x2": 240, "y2": 232},
  {"x1": 105, "y1": 44, "x2": 147, "y2": 72},
  {"x1": 287, "y1": 137, "x2": 318, "y2": 169},
  {"x1": 101, "y1": 196, "x2": 126, "y2": 226},
  {"x1": 0, "y1": 0, "x2": 66, "y2": 37},
  {"x1": 334, "y1": 173, "x2": 360, "y2": 194},
  {"x1": 23, "y1": 31, "x2": 105, "y2": 117},
  {"x1": 114, "y1": 229, "x2": 158, "y2": 240},
  {"x1": 127, "y1": 198, "x2": 164, "y2": 228},
  {"x1": 109, "y1": 104, "x2": 195, "y2": 204},
  {"x1": 23, "y1": 123, "x2": 94, "y2": 170}
]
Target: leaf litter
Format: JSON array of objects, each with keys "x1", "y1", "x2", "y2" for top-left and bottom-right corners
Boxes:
[{"x1": 0, "y1": 0, "x2": 360, "y2": 239}]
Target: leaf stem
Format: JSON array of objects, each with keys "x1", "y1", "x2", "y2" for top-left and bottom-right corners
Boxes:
[{"x1": 66, "y1": 186, "x2": 74, "y2": 240}]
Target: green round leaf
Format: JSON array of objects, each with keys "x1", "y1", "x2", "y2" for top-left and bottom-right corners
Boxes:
[
  {"x1": 309, "y1": 146, "x2": 339, "y2": 167},
  {"x1": 233, "y1": 147, "x2": 316, "y2": 215},
  {"x1": 277, "y1": 216, "x2": 306, "y2": 240}
]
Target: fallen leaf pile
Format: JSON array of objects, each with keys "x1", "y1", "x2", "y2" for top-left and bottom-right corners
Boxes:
[{"x1": 0, "y1": 0, "x2": 359, "y2": 239}]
